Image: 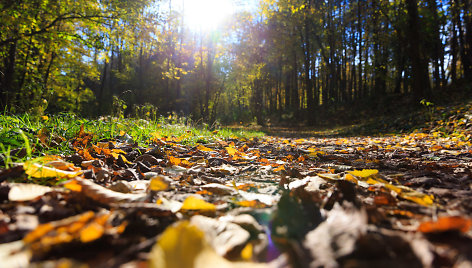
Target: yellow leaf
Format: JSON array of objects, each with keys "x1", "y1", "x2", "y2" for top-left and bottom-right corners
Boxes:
[
  {"x1": 318, "y1": 173, "x2": 342, "y2": 181},
  {"x1": 344, "y1": 174, "x2": 358, "y2": 184},
  {"x1": 400, "y1": 191, "x2": 434, "y2": 206},
  {"x1": 236, "y1": 200, "x2": 268, "y2": 208},
  {"x1": 111, "y1": 149, "x2": 127, "y2": 155},
  {"x1": 23, "y1": 223, "x2": 55, "y2": 243},
  {"x1": 168, "y1": 156, "x2": 181, "y2": 166},
  {"x1": 24, "y1": 158, "x2": 82, "y2": 179},
  {"x1": 369, "y1": 178, "x2": 435, "y2": 206},
  {"x1": 348, "y1": 169, "x2": 379, "y2": 178},
  {"x1": 273, "y1": 165, "x2": 285, "y2": 172},
  {"x1": 149, "y1": 221, "x2": 206, "y2": 268},
  {"x1": 365, "y1": 178, "x2": 381, "y2": 185},
  {"x1": 118, "y1": 154, "x2": 133, "y2": 164},
  {"x1": 225, "y1": 146, "x2": 238, "y2": 156},
  {"x1": 197, "y1": 145, "x2": 214, "y2": 152},
  {"x1": 150, "y1": 176, "x2": 170, "y2": 191},
  {"x1": 180, "y1": 196, "x2": 216, "y2": 211},
  {"x1": 148, "y1": 221, "x2": 266, "y2": 268},
  {"x1": 180, "y1": 159, "x2": 194, "y2": 168},
  {"x1": 241, "y1": 243, "x2": 253, "y2": 261},
  {"x1": 79, "y1": 223, "x2": 104, "y2": 243}
]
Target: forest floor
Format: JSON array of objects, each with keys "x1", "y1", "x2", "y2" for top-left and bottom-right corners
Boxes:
[{"x1": 1, "y1": 102, "x2": 472, "y2": 267}]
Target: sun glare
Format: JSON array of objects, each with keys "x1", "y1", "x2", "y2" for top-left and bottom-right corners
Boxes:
[{"x1": 183, "y1": 0, "x2": 235, "y2": 32}]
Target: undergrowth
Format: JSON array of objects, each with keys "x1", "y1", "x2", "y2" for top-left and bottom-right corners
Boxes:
[{"x1": 0, "y1": 112, "x2": 264, "y2": 168}]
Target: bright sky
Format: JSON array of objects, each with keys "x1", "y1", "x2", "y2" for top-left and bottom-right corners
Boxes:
[
  {"x1": 184, "y1": 0, "x2": 233, "y2": 31},
  {"x1": 174, "y1": 0, "x2": 257, "y2": 32}
]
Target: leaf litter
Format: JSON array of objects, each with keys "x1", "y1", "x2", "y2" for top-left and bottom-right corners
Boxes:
[{"x1": 0, "y1": 125, "x2": 471, "y2": 267}]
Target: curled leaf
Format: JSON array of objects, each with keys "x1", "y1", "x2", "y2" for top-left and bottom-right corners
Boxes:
[
  {"x1": 71, "y1": 177, "x2": 148, "y2": 204},
  {"x1": 23, "y1": 157, "x2": 82, "y2": 179}
]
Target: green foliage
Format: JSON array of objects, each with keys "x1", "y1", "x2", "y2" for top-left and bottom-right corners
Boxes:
[
  {"x1": 0, "y1": 112, "x2": 264, "y2": 168},
  {"x1": 1, "y1": 0, "x2": 469, "y2": 126},
  {"x1": 112, "y1": 96, "x2": 127, "y2": 119},
  {"x1": 421, "y1": 99, "x2": 435, "y2": 122}
]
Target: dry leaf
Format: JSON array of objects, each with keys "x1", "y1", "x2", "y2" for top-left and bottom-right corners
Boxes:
[
  {"x1": 148, "y1": 221, "x2": 267, "y2": 268},
  {"x1": 71, "y1": 177, "x2": 148, "y2": 203},
  {"x1": 418, "y1": 216, "x2": 472, "y2": 233},
  {"x1": 23, "y1": 157, "x2": 82, "y2": 179},
  {"x1": 8, "y1": 183, "x2": 52, "y2": 202},
  {"x1": 180, "y1": 196, "x2": 216, "y2": 211},
  {"x1": 348, "y1": 169, "x2": 379, "y2": 178},
  {"x1": 197, "y1": 145, "x2": 214, "y2": 152},
  {"x1": 168, "y1": 156, "x2": 181, "y2": 166},
  {"x1": 80, "y1": 223, "x2": 105, "y2": 243},
  {"x1": 0, "y1": 240, "x2": 31, "y2": 267},
  {"x1": 190, "y1": 215, "x2": 250, "y2": 257},
  {"x1": 150, "y1": 176, "x2": 170, "y2": 191},
  {"x1": 225, "y1": 147, "x2": 238, "y2": 156},
  {"x1": 304, "y1": 204, "x2": 367, "y2": 267}
]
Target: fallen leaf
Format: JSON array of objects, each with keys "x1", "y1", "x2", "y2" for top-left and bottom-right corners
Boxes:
[
  {"x1": 168, "y1": 156, "x2": 181, "y2": 166},
  {"x1": 348, "y1": 169, "x2": 379, "y2": 179},
  {"x1": 0, "y1": 240, "x2": 31, "y2": 267},
  {"x1": 197, "y1": 145, "x2": 214, "y2": 152},
  {"x1": 63, "y1": 180, "x2": 82, "y2": 192},
  {"x1": 240, "y1": 243, "x2": 253, "y2": 261},
  {"x1": 148, "y1": 221, "x2": 266, "y2": 268},
  {"x1": 150, "y1": 176, "x2": 170, "y2": 191},
  {"x1": 418, "y1": 216, "x2": 472, "y2": 233},
  {"x1": 236, "y1": 200, "x2": 268, "y2": 208},
  {"x1": 80, "y1": 223, "x2": 104, "y2": 243},
  {"x1": 273, "y1": 165, "x2": 285, "y2": 172},
  {"x1": 200, "y1": 183, "x2": 238, "y2": 195},
  {"x1": 8, "y1": 183, "x2": 52, "y2": 202},
  {"x1": 70, "y1": 177, "x2": 148, "y2": 203},
  {"x1": 23, "y1": 157, "x2": 82, "y2": 179},
  {"x1": 181, "y1": 196, "x2": 216, "y2": 211},
  {"x1": 190, "y1": 215, "x2": 250, "y2": 256},
  {"x1": 303, "y1": 203, "x2": 367, "y2": 267},
  {"x1": 225, "y1": 147, "x2": 238, "y2": 156}
]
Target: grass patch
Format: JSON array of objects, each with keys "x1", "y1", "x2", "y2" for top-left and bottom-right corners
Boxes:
[{"x1": 0, "y1": 113, "x2": 265, "y2": 167}]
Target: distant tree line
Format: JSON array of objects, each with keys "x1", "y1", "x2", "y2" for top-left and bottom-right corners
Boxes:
[{"x1": 1, "y1": 0, "x2": 471, "y2": 125}]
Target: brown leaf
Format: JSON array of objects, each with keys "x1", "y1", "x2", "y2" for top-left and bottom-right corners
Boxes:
[{"x1": 70, "y1": 177, "x2": 148, "y2": 204}]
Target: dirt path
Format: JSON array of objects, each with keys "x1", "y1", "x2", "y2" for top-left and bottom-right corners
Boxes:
[{"x1": 1, "y1": 132, "x2": 471, "y2": 267}]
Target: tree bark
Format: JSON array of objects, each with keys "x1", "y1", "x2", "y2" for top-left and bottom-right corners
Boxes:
[{"x1": 405, "y1": 0, "x2": 432, "y2": 100}]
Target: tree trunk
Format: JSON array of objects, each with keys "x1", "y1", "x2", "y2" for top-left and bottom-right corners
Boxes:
[
  {"x1": 1, "y1": 40, "x2": 17, "y2": 107},
  {"x1": 405, "y1": 0, "x2": 432, "y2": 100}
]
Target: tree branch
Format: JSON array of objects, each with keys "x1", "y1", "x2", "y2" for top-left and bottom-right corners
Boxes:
[{"x1": 0, "y1": 13, "x2": 116, "y2": 46}]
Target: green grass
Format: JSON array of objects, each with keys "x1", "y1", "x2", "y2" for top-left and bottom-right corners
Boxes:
[{"x1": 0, "y1": 113, "x2": 265, "y2": 168}]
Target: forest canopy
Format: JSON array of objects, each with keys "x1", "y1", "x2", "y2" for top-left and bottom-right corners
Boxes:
[{"x1": 1, "y1": 0, "x2": 471, "y2": 125}]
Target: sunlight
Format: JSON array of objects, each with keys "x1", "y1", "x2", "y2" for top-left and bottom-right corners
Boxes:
[{"x1": 183, "y1": 0, "x2": 235, "y2": 32}]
